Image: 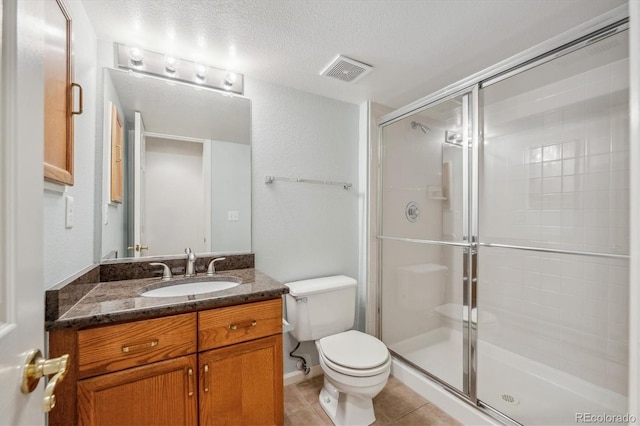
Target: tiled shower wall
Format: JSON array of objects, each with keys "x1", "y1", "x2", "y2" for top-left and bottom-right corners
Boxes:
[{"x1": 479, "y1": 57, "x2": 630, "y2": 395}]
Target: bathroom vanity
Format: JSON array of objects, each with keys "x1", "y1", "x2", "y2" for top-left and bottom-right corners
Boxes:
[{"x1": 45, "y1": 255, "x2": 287, "y2": 426}]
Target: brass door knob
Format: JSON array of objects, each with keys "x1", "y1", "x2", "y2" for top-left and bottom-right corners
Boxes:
[
  {"x1": 127, "y1": 244, "x2": 149, "y2": 252},
  {"x1": 21, "y1": 349, "x2": 69, "y2": 412}
]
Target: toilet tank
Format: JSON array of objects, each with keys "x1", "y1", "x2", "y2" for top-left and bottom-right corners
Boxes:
[{"x1": 285, "y1": 275, "x2": 357, "y2": 342}]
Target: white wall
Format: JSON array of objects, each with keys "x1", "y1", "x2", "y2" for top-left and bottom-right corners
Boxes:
[
  {"x1": 43, "y1": 0, "x2": 97, "y2": 288},
  {"x1": 211, "y1": 140, "x2": 251, "y2": 253},
  {"x1": 246, "y1": 77, "x2": 360, "y2": 374}
]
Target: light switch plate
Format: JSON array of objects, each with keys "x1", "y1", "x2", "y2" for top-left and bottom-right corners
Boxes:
[{"x1": 228, "y1": 211, "x2": 239, "y2": 221}]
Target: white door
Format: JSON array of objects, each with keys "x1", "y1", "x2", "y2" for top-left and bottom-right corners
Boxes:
[
  {"x1": 0, "y1": 0, "x2": 47, "y2": 424},
  {"x1": 143, "y1": 136, "x2": 209, "y2": 256},
  {"x1": 133, "y1": 111, "x2": 147, "y2": 257}
]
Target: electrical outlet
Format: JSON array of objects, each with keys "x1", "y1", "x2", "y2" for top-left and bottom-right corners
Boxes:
[
  {"x1": 65, "y1": 195, "x2": 74, "y2": 228},
  {"x1": 227, "y1": 211, "x2": 239, "y2": 221}
]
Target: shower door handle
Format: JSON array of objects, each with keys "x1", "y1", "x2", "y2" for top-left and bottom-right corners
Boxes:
[{"x1": 462, "y1": 246, "x2": 471, "y2": 398}]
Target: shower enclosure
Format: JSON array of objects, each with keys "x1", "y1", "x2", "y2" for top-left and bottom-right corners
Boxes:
[{"x1": 377, "y1": 23, "x2": 629, "y2": 425}]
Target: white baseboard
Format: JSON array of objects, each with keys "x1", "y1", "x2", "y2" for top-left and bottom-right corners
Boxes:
[{"x1": 283, "y1": 364, "x2": 323, "y2": 386}]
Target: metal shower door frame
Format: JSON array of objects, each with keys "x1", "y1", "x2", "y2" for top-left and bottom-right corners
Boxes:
[{"x1": 376, "y1": 84, "x2": 480, "y2": 401}]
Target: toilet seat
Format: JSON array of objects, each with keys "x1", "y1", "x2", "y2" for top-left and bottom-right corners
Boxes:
[
  {"x1": 317, "y1": 330, "x2": 390, "y2": 377},
  {"x1": 320, "y1": 351, "x2": 391, "y2": 377}
]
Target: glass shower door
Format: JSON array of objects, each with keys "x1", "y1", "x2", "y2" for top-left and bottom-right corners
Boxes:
[
  {"x1": 379, "y1": 89, "x2": 476, "y2": 396},
  {"x1": 477, "y1": 28, "x2": 630, "y2": 425}
]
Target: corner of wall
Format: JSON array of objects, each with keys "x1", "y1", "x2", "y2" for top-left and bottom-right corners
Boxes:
[{"x1": 366, "y1": 102, "x2": 394, "y2": 336}]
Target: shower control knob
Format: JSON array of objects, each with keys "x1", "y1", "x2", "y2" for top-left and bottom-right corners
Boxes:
[{"x1": 405, "y1": 201, "x2": 420, "y2": 222}]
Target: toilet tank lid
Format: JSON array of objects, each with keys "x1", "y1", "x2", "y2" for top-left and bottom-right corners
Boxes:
[{"x1": 285, "y1": 275, "x2": 357, "y2": 296}]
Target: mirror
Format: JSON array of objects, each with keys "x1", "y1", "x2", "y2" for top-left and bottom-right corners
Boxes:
[{"x1": 101, "y1": 68, "x2": 251, "y2": 259}]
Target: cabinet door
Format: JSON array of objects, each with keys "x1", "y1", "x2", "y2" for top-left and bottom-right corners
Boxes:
[
  {"x1": 77, "y1": 355, "x2": 197, "y2": 426},
  {"x1": 44, "y1": 0, "x2": 76, "y2": 185},
  {"x1": 200, "y1": 335, "x2": 284, "y2": 426},
  {"x1": 110, "y1": 104, "x2": 124, "y2": 203}
]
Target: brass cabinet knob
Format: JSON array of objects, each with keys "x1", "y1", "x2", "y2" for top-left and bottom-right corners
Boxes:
[{"x1": 21, "y1": 349, "x2": 69, "y2": 412}]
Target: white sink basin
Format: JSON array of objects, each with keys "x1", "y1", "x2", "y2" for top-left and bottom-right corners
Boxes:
[{"x1": 141, "y1": 280, "x2": 240, "y2": 298}]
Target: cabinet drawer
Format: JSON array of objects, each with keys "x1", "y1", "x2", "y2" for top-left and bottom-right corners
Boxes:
[
  {"x1": 199, "y1": 299, "x2": 282, "y2": 351},
  {"x1": 77, "y1": 313, "x2": 197, "y2": 379}
]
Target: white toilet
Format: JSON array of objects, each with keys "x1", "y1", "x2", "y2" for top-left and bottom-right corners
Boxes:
[{"x1": 285, "y1": 275, "x2": 391, "y2": 426}]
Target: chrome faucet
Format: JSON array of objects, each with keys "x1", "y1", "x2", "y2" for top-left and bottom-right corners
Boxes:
[
  {"x1": 206, "y1": 257, "x2": 226, "y2": 276},
  {"x1": 185, "y1": 248, "x2": 197, "y2": 277},
  {"x1": 150, "y1": 262, "x2": 172, "y2": 281}
]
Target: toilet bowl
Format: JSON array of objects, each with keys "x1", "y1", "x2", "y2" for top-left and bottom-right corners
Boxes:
[
  {"x1": 316, "y1": 330, "x2": 391, "y2": 426},
  {"x1": 285, "y1": 276, "x2": 391, "y2": 426}
]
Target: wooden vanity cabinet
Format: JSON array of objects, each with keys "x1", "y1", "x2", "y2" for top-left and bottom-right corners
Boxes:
[
  {"x1": 77, "y1": 355, "x2": 198, "y2": 425},
  {"x1": 200, "y1": 335, "x2": 283, "y2": 425},
  {"x1": 48, "y1": 298, "x2": 284, "y2": 426},
  {"x1": 198, "y1": 299, "x2": 284, "y2": 425}
]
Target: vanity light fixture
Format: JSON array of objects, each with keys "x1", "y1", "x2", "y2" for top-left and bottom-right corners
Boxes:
[{"x1": 114, "y1": 43, "x2": 244, "y2": 95}]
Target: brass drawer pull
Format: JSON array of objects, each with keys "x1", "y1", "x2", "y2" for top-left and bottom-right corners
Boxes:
[
  {"x1": 121, "y1": 339, "x2": 159, "y2": 353},
  {"x1": 228, "y1": 320, "x2": 257, "y2": 330},
  {"x1": 187, "y1": 368, "x2": 194, "y2": 397},
  {"x1": 203, "y1": 364, "x2": 209, "y2": 392}
]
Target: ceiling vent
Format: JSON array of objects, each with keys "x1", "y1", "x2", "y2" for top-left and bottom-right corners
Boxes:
[{"x1": 320, "y1": 55, "x2": 373, "y2": 83}]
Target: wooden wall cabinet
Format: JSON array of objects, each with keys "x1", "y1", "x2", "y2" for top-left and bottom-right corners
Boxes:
[
  {"x1": 110, "y1": 104, "x2": 124, "y2": 202},
  {"x1": 44, "y1": 0, "x2": 82, "y2": 186},
  {"x1": 49, "y1": 299, "x2": 284, "y2": 426}
]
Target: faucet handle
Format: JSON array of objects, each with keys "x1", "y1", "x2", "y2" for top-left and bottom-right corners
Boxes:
[
  {"x1": 149, "y1": 262, "x2": 173, "y2": 281},
  {"x1": 185, "y1": 248, "x2": 196, "y2": 260},
  {"x1": 206, "y1": 257, "x2": 227, "y2": 276}
]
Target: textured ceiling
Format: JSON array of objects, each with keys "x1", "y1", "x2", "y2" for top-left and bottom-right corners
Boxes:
[{"x1": 82, "y1": 0, "x2": 626, "y2": 108}]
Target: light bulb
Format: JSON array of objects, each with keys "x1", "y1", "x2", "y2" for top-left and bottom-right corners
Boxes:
[
  {"x1": 195, "y1": 64, "x2": 208, "y2": 81},
  {"x1": 165, "y1": 56, "x2": 177, "y2": 75},
  {"x1": 127, "y1": 47, "x2": 144, "y2": 67},
  {"x1": 222, "y1": 72, "x2": 236, "y2": 90}
]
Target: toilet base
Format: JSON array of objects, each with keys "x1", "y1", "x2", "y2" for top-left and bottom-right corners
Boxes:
[{"x1": 318, "y1": 378, "x2": 376, "y2": 426}]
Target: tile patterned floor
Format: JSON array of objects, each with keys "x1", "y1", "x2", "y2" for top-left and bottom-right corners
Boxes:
[{"x1": 284, "y1": 375, "x2": 462, "y2": 426}]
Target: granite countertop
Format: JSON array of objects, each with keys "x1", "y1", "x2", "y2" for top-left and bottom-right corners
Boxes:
[{"x1": 46, "y1": 268, "x2": 288, "y2": 331}]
